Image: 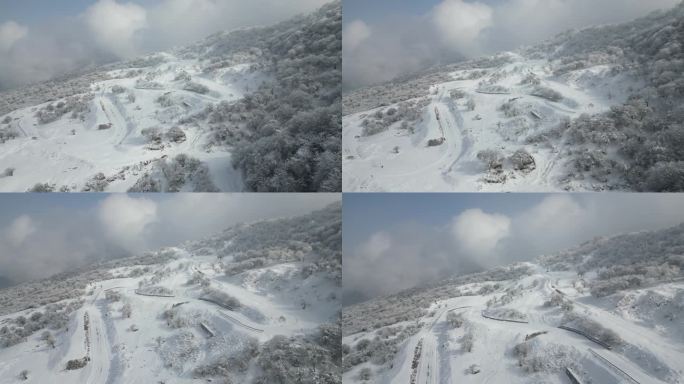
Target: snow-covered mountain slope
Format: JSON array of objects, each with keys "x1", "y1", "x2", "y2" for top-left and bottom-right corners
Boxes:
[
  {"x1": 0, "y1": 203, "x2": 341, "y2": 384},
  {"x1": 343, "y1": 224, "x2": 684, "y2": 384},
  {"x1": 343, "y1": 3, "x2": 684, "y2": 192},
  {"x1": 0, "y1": 1, "x2": 341, "y2": 192}
]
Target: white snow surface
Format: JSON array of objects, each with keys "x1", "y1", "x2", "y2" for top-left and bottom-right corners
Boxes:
[
  {"x1": 0, "y1": 248, "x2": 339, "y2": 383},
  {"x1": 0, "y1": 55, "x2": 268, "y2": 192},
  {"x1": 344, "y1": 264, "x2": 684, "y2": 384},
  {"x1": 343, "y1": 52, "x2": 640, "y2": 192}
]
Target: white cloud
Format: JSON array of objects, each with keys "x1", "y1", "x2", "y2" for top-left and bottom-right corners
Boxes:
[
  {"x1": 154, "y1": 193, "x2": 338, "y2": 243},
  {"x1": 344, "y1": 194, "x2": 684, "y2": 304},
  {"x1": 0, "y1": 21, "x2": 28, "y2": 53},
  {"x1": 431, "y1": 0, "x2": 493, "y2": 55},
  {"x1": 359, "y1": 232, "x2": 392, "y2": 261},
  {"x1": 98, "y1": 195, "x2": 157, "y2": 250},
  {"x1": 343, "y1": 20, "x2": 371, "y2": 52},
  {"x1": 6, "y1": 215, "x2": 36, "y2": 247},
  {"x1": 514, "y1": 195, "x2": 587, "y2": 247},
  {"x1": 452, "y1": 209, "x2": 510, "y2": 263},
  {"x1": 1, "y1": 0, "x2": 331, "y2": 90},
  {"x1": 83, "y1": 0, "x2": 148, "y2": 58},
  {"x1": 0, "y1": 194, "x2": 338, "y2": 284}
]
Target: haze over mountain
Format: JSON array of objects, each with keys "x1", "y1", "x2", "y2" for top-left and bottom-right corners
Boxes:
[
  {"x1": 0, "y1": 201, "x2": 342, "y2": 384},
  {"x1": 343, "y1": 221, "x2": 684, "y2": 384},
  {"x1": 343, "y1": 0, "x2": 679, "y2": 90}
]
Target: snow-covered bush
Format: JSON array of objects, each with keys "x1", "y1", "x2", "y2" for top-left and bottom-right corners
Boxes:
[
  {"x1": 0, "y1": 327, "x2": 25, "y2": 348},
  {"x1": 446, "y1": 311, "x2": 464, "y2": 328},
  {"x1": 357, "y1": 367, "x2": 372, "y2": 381},
  {"x1": 361, "y1": 119, "x2": 388, "y2": 137},
  {"x1": 127, "y1": 174, "x2": 161, "y2": 192},
  {"x1": 466, "y1": 364, "x2": 481, "y2": 374},
  {"x1": 141, "y1": 127, "x2": 163, "y2": 144},
  {"x1": 165, "y1": 126, "x2": 186, "y2": 143},
  {"x1": 512, "y1": 339, "x2": 581, "y2": 373},
  {"x1": 644, "y1": 162, "x2": 684, "y2": 192},
  {"x1": 156, "y1": 93, "x2": 174, "y2": 108},
  {"x1": 82, "y1": 172, "x2": 109, "y2": 192},
  {"x1": 477, "y1": 149, "x2": 504, "y2": 171},
  {"x1": 121, "y1": 303, "x2": 132, "y2": 318},
  {"x1": 0, "y1": 127, "x2": 19, "y2": 143},
  {"x1": 3, "y1": 167, "x2": 14, "y2": 177},
  {"x1": 162, "y1": 307, "x2": 188, "y2": 328},
  {"x1": 66, "y1": 358, "x2": 88, "y2": 370},
  {"x1": 156, "y1": 331, "x2": 199, "y2": 372},
  {"x1": 186, "y1": 272, "x2": 210, "y2": 287},
  {"x1": 111, "y1": 85, "x2": 126, "y2": 94},
  {"x1": 427, "y1": 137, "x2": 445, "y2": 147},
  {"x1": 224, "y1": 258, "x2": 266, "y2": 276},
  {"x1": 19, "y1": 370, "x2": 28, "y2": 380},
  {"x1": 183, "y1": 82, "x2": 210, "y2": 94},
  {"x1": 41, "y1": 331, "x2": 55, "y2": 348},
  {"x1": 201, "y1": 287, "x2": 241, "y2": 309},
  {"x1": 509, "y1": 149, "x2": 536, "y2": 172},
  {"x1": 174, "y1": 71, "x2": 191, "y2": 82},
  {"x1": 590, "y1": 275, "x2": 644, "y2": 297},
  {"x1": 450, "y1": 89, "x2": 466, "y2": 99},
  {"x1": 35, "y1": 95, "x2": 91, "y2": 124},
  {"x1": 499, "y1": 100, "x2": 523, "y2": 117},
  {"x1": 466, "y1": 98, "x2": 476, "y2": 111},
  {"x1": 544, "y1": 292, "x2": 573, "y2": 311},
  {"x1": 484, "y1": 308, "x2": 527, "y2": 321},
  {"x1": 135, "y1": 79, "x2": 163, "y2": 89},
  {"x1": 561, "y1": 313, "x2": 623, "y2": 347},
  {"x1": 209, "y1": 2, "x2": 342, "y2": 192},
  {"x1": 530, "y1": 86, "x2": 563, "y2": 102},
  {"x1": 105, "y1": 290, "x2": 121, "y2": 302},
  {"x1": 161, "y1": 154, "x2": 219, "y2": 192},
  {"x1": 519, "y1": 73, "x2": 541, "y2": 86},
  {"x1": 256, "y1": 333, "x2": 340, "y2": 384},
  {"x1": 136, "y1": 286, "x2": 173, "y2": 296},
  {"x1": 193, "y1": 336, "x2": 259, "y2": 379},
  {"x1": 28, "y1": 183, "x2": 55, "y2": 192}
]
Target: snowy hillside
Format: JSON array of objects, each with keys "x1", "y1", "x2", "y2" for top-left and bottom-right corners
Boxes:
[
  {"x1": 343, "y1": 224, "x2": 684, "y2": 383},
  {"x1": 0, "y1": 1, "x2": 341, "y2": 192},
  {"x1": 343, "y1": 3, "x2": 684, "y2": 192},
  {"x1": 0, "y1": 203, "x2": 342, "y2": 383}
]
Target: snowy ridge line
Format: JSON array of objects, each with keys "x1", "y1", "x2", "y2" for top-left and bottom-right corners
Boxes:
[
  {"x1": 480, "y1": 310, "x2": 529, "y2": 324},
  {"x1": 133, "y1": 289, "x2": 175, "y2": 298},
  {"x1": 588, "y1": 349, "x2": 640, "y2": 384},
  {"x1": 216, "y1": 311, "x2": 263, "y2": 333},
  {"x1": 565, "y1": 367, "x2": 584, "y2": 384},
  {"x1": 103, "y1": 287, "x2": 125, "y2": 292},
  {"x1": 557, "y1": 326, "x2": 612, "y2": 350}
]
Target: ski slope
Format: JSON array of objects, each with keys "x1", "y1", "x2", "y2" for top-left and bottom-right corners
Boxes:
[
  {"x1": 343, "y1": 264, "x2": 684, "y2": 384},
  {"x1": 343, "y1": 52, "x2": 640, "y2": 192},
  {"x1": 0, "y1": 204, "x2": 342, "y2": 383},
  {"x1": 0, "y1": 54, "x2": 263, "y2": 192}
]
